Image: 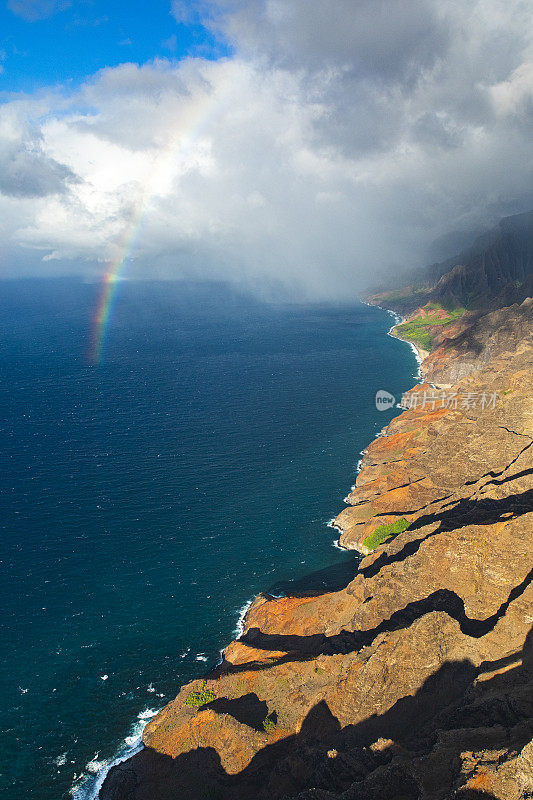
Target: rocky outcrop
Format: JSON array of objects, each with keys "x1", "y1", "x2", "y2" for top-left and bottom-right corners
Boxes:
[{"x1": 100, "y1": 292, "x2": 533, "y2": 800}]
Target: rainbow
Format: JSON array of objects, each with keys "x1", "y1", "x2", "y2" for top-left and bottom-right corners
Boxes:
[
  {"x1": 89, "y1": 65, "x2": 235, "y2": 363},
  {"x1": 89, "y1": 223, "x2": 145, "y2": 363}
]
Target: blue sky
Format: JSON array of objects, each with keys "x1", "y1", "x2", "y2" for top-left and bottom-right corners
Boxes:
[{"x1": 0, "y1": 0, "x2": 230, "y2": 92}]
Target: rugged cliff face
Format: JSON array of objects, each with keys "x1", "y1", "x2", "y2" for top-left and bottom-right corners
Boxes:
[
  {"x1": 431, "y1": 212, "x2": 533, "y2": 311},
  {"x1": 101, "y1": 276, "x2": 532, "y2": 799},
  {"x1": 370, "y1": 211, "x2": 533, "y2": 315},
  {"x1": 422, "y1": 299, "x2": 532, "y2": 387}
]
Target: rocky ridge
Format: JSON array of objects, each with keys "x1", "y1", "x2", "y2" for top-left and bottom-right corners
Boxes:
[
  {"x1": 370, "y1": 211, "x2": 533, "y2": 316},
  {"x1": 101, "y1": 298, "x2": 532, "y2": 800}
]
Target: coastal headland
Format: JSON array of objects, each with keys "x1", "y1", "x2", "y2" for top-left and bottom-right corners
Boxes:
[{"x1": 101, "y1": 214, "x2": 533, "y2": 800}]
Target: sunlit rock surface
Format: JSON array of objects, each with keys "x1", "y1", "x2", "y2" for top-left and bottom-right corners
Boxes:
[{"x1": 101, "y1": 299, "x2": 532, "y2": 800}]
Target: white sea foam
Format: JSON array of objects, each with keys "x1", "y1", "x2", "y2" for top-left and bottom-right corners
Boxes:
[
  {"x1": 137, "y1": 708, "x2": 157, "y2": 720},
  {"x1": 383, "y1": 307, "x2": 423, "y2": 380},
  {"x1": 326, "y1": 518, "x2": 343, "y2": 534},
  {"x1": 54, "y1": 752, "x2": 68, "y2": 767},
  {"x1": 195, "y1": 654, "x2": 208, "y2": 662},
  {"x1": 86, "y1": 755, "x2": 107, "y2": 774},
  {"x1": 408, "y1": 341, "x2": 423, "y2": 379},
  {"x1": 363, "y1": 302, "x2": 423, "y2": 395},
  {"x1": 234, "y1": 598, "x2": 253, "y2": 638},
  {"x1": 395, "y1": 333, "x2": 423, "y2": 378},
  {"x1": 330, "y1": 452, "x2": 363, "y2": 522},
  {"x1": 326, "y1": 518, "x2": 345, "y2": 550},
  {"x1": 333, "y1": 451, "x2": 365, "y2": 510},
  {"x1": 70, "y1": 707, "x2": 159, "y2": 800},
  {"x1": 332, "y1": 538, "x2": 347, "y2": 551}
]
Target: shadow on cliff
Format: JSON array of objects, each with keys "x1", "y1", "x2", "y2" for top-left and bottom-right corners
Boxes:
[
  {"x1": 360, "y1": 484, "x2": 532, "y2": 581},
  {"x1": 100, "y1": 627, "x2": 532, "y2": 800},
  {"x1": 243, "y1": 484, "x2": 532, "y2": 608},
  {"x1": 206, "y1": 694, "x2": 277, "y2": 731},
  {"x1": 214, "y1": 565, "x2": 533, "y2": 671}
]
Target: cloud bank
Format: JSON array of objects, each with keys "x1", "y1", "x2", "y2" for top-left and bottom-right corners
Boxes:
[{"x1": 1, "y1": 0, "x2": 532, "y2": 297}]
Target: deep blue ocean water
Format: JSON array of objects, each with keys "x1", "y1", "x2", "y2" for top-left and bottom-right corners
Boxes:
[{"x1": 0, "y1": 279, "x2": 417, "y2": 800}]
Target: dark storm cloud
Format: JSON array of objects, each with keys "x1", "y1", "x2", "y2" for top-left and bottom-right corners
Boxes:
[
  {"x1": 179, "y1": 0, "x2": 452, "y2": 81},
  {"x1": 175, "y1": 0, "x2": 529, "y2": 162},
  {"x1": 0, "y1": 138, "x2": 78, "y2": 197},
  {"x1": 411, "y1": 112, "x2": 463, "y2": 150}
]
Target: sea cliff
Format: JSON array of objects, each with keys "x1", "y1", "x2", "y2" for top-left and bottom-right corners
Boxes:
[{"x1": 101, "y1": 219, "x2": 532, "y2": 800}]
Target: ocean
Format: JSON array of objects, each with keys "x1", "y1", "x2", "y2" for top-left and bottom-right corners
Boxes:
[{"x1": 0, "y1": 278, "x2": 417, "y2": 799}]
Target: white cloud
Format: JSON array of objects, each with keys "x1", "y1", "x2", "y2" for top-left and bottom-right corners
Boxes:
[
  {"x1": 490, "y1": 62, "x2": 533, "y2": 117},
  {"x1": 1, "y1": 0, "x2": 532, "y2": 295}
]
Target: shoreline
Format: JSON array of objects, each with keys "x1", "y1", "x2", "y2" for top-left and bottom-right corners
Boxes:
[
  {"x1": 374, "y1": 303, "x2": 428, "y2": 377},
  {"x1": 328, "y1": 303, "x2": 425, "y2": 553},
  {"x1": 361, "y1": 298, "x2": 428, "y2": 377},
  {"x1": 97, "y1": 237, "x2": 532, "y2": 799},
  {"x1": 85, "y1": 300, "x2": 423, "y2": 800},
  {"x1": 317, "y1": 301, "x2": 430, "y2": 556},
  {"x1": 387, "y1": 322, "x2": 428, "y2": 374}
]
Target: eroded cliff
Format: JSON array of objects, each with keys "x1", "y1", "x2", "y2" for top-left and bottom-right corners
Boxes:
[{"x1": 101, "y1": 299, "x2": 532, "y2": 800}]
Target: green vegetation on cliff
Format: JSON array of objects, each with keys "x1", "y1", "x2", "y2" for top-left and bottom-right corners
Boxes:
[
  {"x1": 262, "y1": 716, "x2": 276, "y2": 733},
  {"x1": 393, "y1": 304, "x2": 465, "y2": 351},
  {"x1": 363, "y1": 518, "x2": 410, "y2": 551},
  {"x1": 184, "y1": 680, "x2": 216, "y2": 707}
]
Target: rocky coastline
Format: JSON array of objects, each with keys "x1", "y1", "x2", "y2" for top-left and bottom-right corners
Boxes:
[
  {"x1": 101, "y1": 307, "x2": 532, "y2": 800},
  {"x1": 101, "y1": 215, "x2": 532, "y2": 800}
]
